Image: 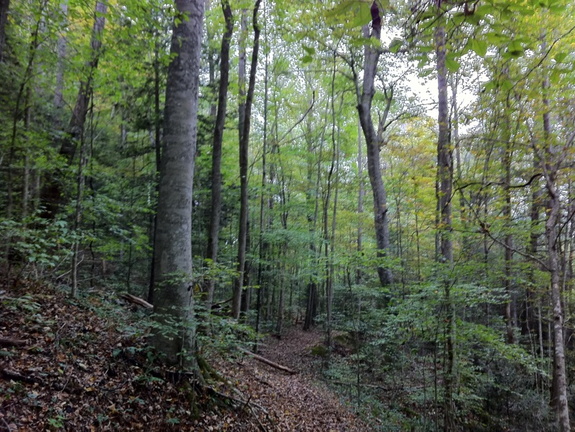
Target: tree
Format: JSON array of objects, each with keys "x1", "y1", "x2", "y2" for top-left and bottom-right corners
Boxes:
[
  {"x1": 356, "y1": 1, "x2": 392, "y2": 287},
  {"x1": 150, "y1": 0, "x2": 205, "y2": 367},
  {"x1": 538, "y1": 54, "x2": 571, "y2": 432},
  {"x1": 434, "y1": 12, "x2": 455, "y2": 431},
  {"x1": 206, "y1": 0, "x2": 234, "y2": 308},
  {"x1": 232, "y1": 0, "x2": 261, "y2": 319}
]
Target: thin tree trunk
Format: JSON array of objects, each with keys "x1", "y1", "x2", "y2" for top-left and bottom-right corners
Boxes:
[
  {"x1": 147, "y1": 40, "x2": 163, "y2": 304},
  {"x1": 206, "y1": 0, "x2": 233, "y2": 308},
  {"x1": 233, "y1": 0, "x2": 261, "y2": 319},
  {"x1": 71, "y1": 111, "x2": 88, "y2": 298},
  {"x1": 325, "y1": 73, "x2": 342, "y2": 350},
  {"x1": 540, "y1": 73, "x2": 571, "y2": 431},
  {"x1": 502, "y1": 124, "x2": 515, "y2": 344},
  {"x1": 356, "y1": 119, "x2": 365, "y2": 284},
  {"x1": 303, "y1": 102, "x2": 321, "y2": 330},
  {"x1": 255, "y1": 5, "x2": 269, "y2": 347},
  {"x1": 435, "y1": 19, "x2": 455, "y2": 432}
]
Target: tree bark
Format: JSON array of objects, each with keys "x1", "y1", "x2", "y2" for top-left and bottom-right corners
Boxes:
[
  {"x1": 356, "y1": 2, "x2": 392, "y2": 287},
  {"x1": 502, "y1": 121, "x2": 515, "y2": 344},
  {"x1": 435, "y1": 20, "x2": 455, "y2": 432},
  {"x1": 206, "y1": 0, "x2": 233, "y2": 308},
  {"x1": 540, "y1": 73, "x2": 571, "y2": 432},
  {"x1": 233, "y1": 0, "x2": 261, "y2": 319},
  {"x1": 150, "y1": 0, "x2": 205, "y2": 367},
  {"x1": 303, "y1": 109, "x2": 321, "y2": 330}
]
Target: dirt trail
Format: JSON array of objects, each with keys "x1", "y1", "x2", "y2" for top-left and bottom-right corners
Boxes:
[{"x1": 230, "y1": 328, "x2": 371, "y2": 432}]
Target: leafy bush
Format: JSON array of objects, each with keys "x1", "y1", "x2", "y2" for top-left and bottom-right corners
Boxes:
[{"x1": 0, "y1": 214, "x2": 77, "y2": 277}]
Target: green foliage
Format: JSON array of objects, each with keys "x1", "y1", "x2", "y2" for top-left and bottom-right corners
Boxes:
[
  {"x1": 0, "y1": 215, "x2": 77, "y2": 273},
  {"x1": 325, "y1": 0, "x2": 374, "y2": 29}
]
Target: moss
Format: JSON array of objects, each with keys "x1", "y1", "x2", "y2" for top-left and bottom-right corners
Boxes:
[{"x1": 310, "y1": 344, "x2": 329, "y2": 357}]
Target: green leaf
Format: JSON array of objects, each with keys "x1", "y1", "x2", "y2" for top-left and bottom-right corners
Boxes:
[
  {"x1": 483, "y1": 80, "x2": 497, "y2": 92},
  {"x1": 301, "y1": 55, "x2": 313, "y2": 64},
  {"x1": 500, "y1": 79, "x2": 513, "y2": 91},
  {"x1": 466, "y1": 13, "x2": 482, "y2": 25},
  {"x1": 445, "y1": 58, "x2": 460, "y2": 73},
  {"x1": 507, "y1": 40, "x2": 524, "y2": 57},
  {"x1": 474, "y1": 4, "x2": 495, "y2": 18},
  {"x1": 325, "y1": 0, "x2": 355, "y2": 18},
  {"x1": 452, "y1": 12, "x2": 466, "y2": 25},
  {"x1": 486, "y1": 32, "x2": 506, "y2": 44},
  {"x1": 554, "y1": 52, "x2": 568, "y2": 63},
  {"x1": 471, "y1": 39, "x2": 488, "y2": 57},
  {"x1": 389, "y1": 38, "x2": 403, "y2": 53},
  {"x1": 415, "y1": 54, "x2": 429, "y2": 69},
  {"x1": 549, "y1": 4, "x2": 567, "y2": 12},
  {"x1": 352, "y1": 1, "x2": 373, "y2": 28},
  {"x1": 302, "y1": 45, "x2": 315, "y2": 55}
]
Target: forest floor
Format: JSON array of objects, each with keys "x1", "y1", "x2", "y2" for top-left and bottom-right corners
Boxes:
[{"x1": 0, "y1": 280, "x2": 371, "y2": 431}]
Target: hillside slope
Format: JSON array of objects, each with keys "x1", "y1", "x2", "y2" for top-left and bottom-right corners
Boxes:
[{"x1": 0, "y1": 281, "x2": 369, "y2": 431}]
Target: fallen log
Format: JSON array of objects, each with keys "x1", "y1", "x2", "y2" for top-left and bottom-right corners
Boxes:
[
  {"x1": 121, "y1": 294, "x2": 153, "y2": 310},
  {"x1": 239, "y1": 348, "x2": 297, "y2": 375}
]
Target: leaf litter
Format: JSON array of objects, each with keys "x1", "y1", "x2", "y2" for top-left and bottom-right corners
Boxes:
[{"x1": 0, "y1": 281, "x2": 371, "y2": 431}]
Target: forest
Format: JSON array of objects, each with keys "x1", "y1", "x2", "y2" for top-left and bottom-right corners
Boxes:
[{"x1": 1, "y1": 0, "x2": 575, "y2": 430}]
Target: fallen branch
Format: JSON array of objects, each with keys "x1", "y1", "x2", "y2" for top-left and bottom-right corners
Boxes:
[
  {"x1": 239, "y1": 348, "x2": 297, "y2": 375},
  {"x1": 1, "y1": 368, "x2": 39, "y2": 384},
  {"x1": 121, "y1": 294, "x2": 153, "y2": 310},
  {"x1": 0, "y1": 337, "x2": 26, "y2": 347}
]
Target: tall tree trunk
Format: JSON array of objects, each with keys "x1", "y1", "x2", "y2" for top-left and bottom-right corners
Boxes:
[
  {"x1": 206, "y1": 0, "x2": 233, "y2": 307},
  {"x1": 356, "y1": 119, "x2": 365, "y2": 285},
  {"x1": 150, "y1": 0, "x2": 205, "y2": 367},
  {"x1": 356, "y1": 2, "x2": 392, "y2": 287},
  {"x1": 435, "y1": 19, "x2": 455, "y2": 432},
  {"x1": 233, "y1": 0, "x2": 261, "y2": 319},
  {"x1": 540, "y1": 74, "x2": 571, "y2": 432},
  {"x1": 70, "y1": 107, "x2": 89, "y2": 298},
  {"x1": 41, "y1": 1, "x2": 107, "y2": 219},
  {"x1": 525, "y1": 154, "x2": 543, "y2": 355},
  {"x1": 502, "y1": 122, "x2": 515, "y2": 344},
  {"x1": 303, "y1": 114, "x2": 320, "y2": 330},
  {"x1": 255, "y1": 7, "x2": 269, "y2": 346},
  {"x1": 322, "y1": 53, "x2": 340, "y2": 349},
  {"x1": 147, "y1": 39, "x2": 163, "y2": 304}
]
